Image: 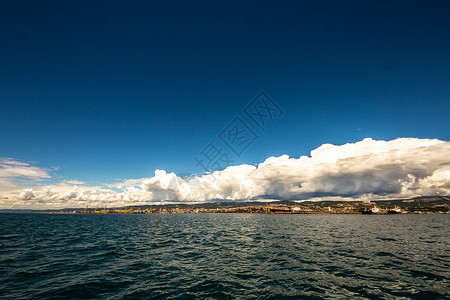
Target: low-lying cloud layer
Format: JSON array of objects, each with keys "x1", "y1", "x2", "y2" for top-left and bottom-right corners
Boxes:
[{"x1": 1, "y1": 137, "x2": 450, "y2": 208}]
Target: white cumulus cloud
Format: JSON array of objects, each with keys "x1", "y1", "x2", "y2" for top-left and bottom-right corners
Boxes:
[{"x1": 1, "y1": 137, "x2": 450, "y2": 209}]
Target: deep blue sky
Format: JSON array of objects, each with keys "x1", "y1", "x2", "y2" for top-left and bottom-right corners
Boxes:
[{"x1": 1, "y1": 0, "x2": 449, "y2": 184}]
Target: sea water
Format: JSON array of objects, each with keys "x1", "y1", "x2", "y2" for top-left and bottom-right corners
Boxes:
[{"x1": 0, "y1": 213, "x2": 448, "y2": 299}]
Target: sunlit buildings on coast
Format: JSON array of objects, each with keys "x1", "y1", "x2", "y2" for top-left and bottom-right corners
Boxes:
[{"x1": 39, "y1": 198, "x2": 450, "y2": 215}]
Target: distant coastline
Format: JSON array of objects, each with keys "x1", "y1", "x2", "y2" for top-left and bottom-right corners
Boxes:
[{"x1": 2, "y1": 196, "x2": 449, "y2": 215}]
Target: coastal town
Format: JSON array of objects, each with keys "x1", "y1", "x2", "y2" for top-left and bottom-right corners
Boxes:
[{"x1": 33, "y1": 196, "x2": 450, "y2": 215}]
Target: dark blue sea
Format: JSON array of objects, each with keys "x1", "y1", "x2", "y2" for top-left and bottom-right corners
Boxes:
[{"x1": 0, "y1": 213, "x2": 449, "y2": 299}]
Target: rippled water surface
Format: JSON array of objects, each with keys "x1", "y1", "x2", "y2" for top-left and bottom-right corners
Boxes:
[{"x1": 0, "y1": 213, "x2": 449, "y2": 299}]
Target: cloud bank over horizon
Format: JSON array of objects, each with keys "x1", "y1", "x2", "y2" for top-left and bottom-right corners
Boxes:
[{"x1": 1, "y1": 137, "x2": 450, "y2": 209}]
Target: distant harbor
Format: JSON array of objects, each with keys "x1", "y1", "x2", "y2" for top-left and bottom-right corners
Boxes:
[{"x1": 22, "y1": 196, "x2": 449, "y2": 215}]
